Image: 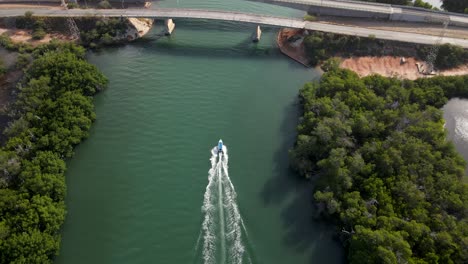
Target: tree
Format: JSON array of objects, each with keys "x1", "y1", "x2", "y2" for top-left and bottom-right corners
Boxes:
[
  {"x1": 321, "y1": 57, "x2": 341, "y2": 72},
  {"x1": 32, "y1": 28, "x2": 46, "y2": 40},
  {"x1": 0, "y1": 43, "x2": 107, "y2": 263},
  {"x1": 435, "y1": 44, "x2": 468, "y2": 69},
  {"x1": 290, "y1": 68, "x2": 468, "y2": 263},
  {"x1": 27, "y1": 51, "x2": 107, "y2": 96},
  {"x1": 442, "y1": 0, "x2": 468, "y2": 13},
  {"x1": 16, "y1": 53, "x2": 31, "y2": 69},
  {"x1": 98, "y1": 0, "x2": 112, "y2": 9},
  {"x1": 414, "y1": 0, "x2": 434, "y2": 9}
]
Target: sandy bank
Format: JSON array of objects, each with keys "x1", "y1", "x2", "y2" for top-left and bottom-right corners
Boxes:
[
  {"x1": 340, "y1": 56, "x2": 423, "y2": 79},
  {"x1": 340, "y1": 56, "x2": 468, "y2": 80}
]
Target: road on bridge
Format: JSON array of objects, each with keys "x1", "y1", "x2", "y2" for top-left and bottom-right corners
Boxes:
[{"x1": 1, "y1": 8, "x2": 468, "y2": 47}]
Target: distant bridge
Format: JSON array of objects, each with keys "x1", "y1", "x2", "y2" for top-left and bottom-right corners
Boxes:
[
  {"x1": 254, "y1": 0, "x2": 468, "y2": 27},
  {"x1": 1, "y1": 8, "x2": 468, "y2": 47}
]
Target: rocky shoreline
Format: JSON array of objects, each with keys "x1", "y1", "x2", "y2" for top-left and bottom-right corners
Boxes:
[
  {"x1": 125, "y1": 18, "x2": 153, "y2": 40},
  {"x1": 276, "y1": 28, "x2": 309, "y2": 67}
]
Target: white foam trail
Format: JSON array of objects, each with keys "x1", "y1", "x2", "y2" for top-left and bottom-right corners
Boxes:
[
  {"x1": 217, "y1": 154, "x2": 227, "y2": 264},
  {"x1": 221, "y1": 153, "x2": 245, "y2": 264},
  {"x1": 221, "y1": 155, "x2": 250, "y2": 241},
  {"x1": 200, "y1": 144, "x2": 250, "y2": 264},
  {"x1": 201, "y1": 151, "x2": 218, "y2": 264}
]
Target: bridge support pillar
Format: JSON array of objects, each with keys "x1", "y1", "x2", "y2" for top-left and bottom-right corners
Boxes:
[
  {"x1": 252, "y1": 25, "x2": 261, "y2": 42},
  {"x1": 165, "y1": 19, "x2": 175, "y2": 35}
]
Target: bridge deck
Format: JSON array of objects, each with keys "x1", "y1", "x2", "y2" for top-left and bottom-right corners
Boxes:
[{"x1": 1, "y1": 8, "x2": 468, "y2": 47}]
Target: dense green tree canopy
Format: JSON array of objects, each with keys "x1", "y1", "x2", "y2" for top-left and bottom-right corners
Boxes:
[
  {"x1": 0, "y1": 44, "x2": 107, "y2": 263},
  {"x1": 290, "y1": 69, "x2": 468, "y2": 263}
]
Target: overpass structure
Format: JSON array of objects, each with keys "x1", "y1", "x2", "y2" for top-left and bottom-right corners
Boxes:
[
  {"x1": 256, "y1": 0, "x2": 468, "y2": 27},
  {"x1": 2, "y1": 0, "x2": 468, "y2": 26},
  {"x1": 1, "y1": 8, "x2": 468, "y2": 47}
]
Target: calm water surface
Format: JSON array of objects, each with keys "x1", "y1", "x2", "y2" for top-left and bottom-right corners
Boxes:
[
  {"x1": 444, "y1": 99, "x2": 468, "y2": 179},
  {"x1": 56, "y1": 1, "x2": 345, "y2": 263}
]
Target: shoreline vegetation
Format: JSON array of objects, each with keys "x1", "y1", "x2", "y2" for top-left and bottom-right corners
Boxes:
[
  {"x1": 0, "y1": 41, "x2": 107, "y2": 263},
  {"x1": 0, "y1": 6, "x2": 152, "y2": 262},
  {"x1": 290, "y1": 66, "x2": 468, "y2": 263},
  {"x1": 0, "y1": 9, "x2": 153, "y2": 48},
  {"x1": 277, "y1": 28, "x2": 468, "y2": 79}
]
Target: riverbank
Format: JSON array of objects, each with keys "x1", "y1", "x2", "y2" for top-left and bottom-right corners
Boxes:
[
  {"x1": 0, "y1": 16, "x2": 153, "y2": 115},
  {"x1": 124, "y1": 18, "x2": 153, "y2": 41},
  {"x1": 341, "y1": 56, "x2": 468, "y2": 80},
  {"x1": 277, "y1": 28, "x2": 309, "y2": 66},
  {"x1": 0, "y1": 42, "x2": 108, "y2": 263},
  {"x1": 277, "y1": 28, "x2": 468, "y2": 79},
  {"x1": 291, "y1": 67, "x2": 468, "y2": 264},
  {"x1": 0, "y1": 16, "x2": 153, "y2": 46}
]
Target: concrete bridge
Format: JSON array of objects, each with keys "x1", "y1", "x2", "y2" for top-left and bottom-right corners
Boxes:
[
  {"x1": 1, "y1": 8, "x2": 468, "y2": 47},
  {"x1": 3, "y1": 0, "x2": 468, "y2": 26},
  {"x1": 254, "y1": 0, "x2": 468, "y2": 27}
]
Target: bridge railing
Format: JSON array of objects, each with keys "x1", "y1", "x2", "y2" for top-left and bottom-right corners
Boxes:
[
  {"x1": 276, "y1": 0, "x2": 393, "y2": 14},
  {"x1": 272, "y1": 0, "x2": 468, "y2": 18}
]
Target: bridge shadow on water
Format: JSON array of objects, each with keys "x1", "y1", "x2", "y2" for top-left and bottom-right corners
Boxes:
[
  {"x1": 124, "y1": 19, "x2": 297, "y2": 61},
  {"x1": 260, "y1": 94, "x2": 346, "y2": 263}
]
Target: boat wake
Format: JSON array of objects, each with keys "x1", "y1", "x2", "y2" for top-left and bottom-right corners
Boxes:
[{"x1": 197, "y1": 143, "x2": 251, "y2": 264}]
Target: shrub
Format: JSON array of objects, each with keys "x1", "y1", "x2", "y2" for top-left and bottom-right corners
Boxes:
[
  {"x1": 99, "y1": 33, "x2": 113, "y2": 45},
  {"x1": 67, "y1": 2, "x2": 79, "y2": 9},
  {"x1": 0, "y1": 33, "x2": 16, "y2": 51},
  {"x1": 321, "y1": 57, "x2": 341, "y2": 72},
  {"x1": 15, "y1": 11, "x2": 35, "y2": 29},
  {"x1": 32, "y1": 28, "x2": 46, "y2": 40},
  {"x1": 304, "y1": 14, "x2": 317, "y2": 22},
  {"x1": 98, "y1": 0, "x2": 112, "y2": 9},
  {"x1": 16, "y1": 53, "x2": 32, "y2": 69}
]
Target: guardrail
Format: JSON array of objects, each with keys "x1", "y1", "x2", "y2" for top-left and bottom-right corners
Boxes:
[
  {"x1": 271, "y1": 0, "x2": 392, "y2": 13},
  {"x1": 270, "y1": 0, "x2": 468, "y2": 19}
]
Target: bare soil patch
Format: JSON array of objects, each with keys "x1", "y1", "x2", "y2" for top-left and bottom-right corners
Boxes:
[
  {"x1": 340, "y1": 56, "x2": 468, "y2": 80},
  {"x1": 0, "y1": 27, "x2": 72, "y2": 45},
  {"x1": 340, "y1": 56, "x2": 424, "y2": 79}
]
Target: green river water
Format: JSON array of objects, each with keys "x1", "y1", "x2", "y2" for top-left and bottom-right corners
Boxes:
[{"x1": 55, "y1": 1, "x2": 346, "y2": 263}]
